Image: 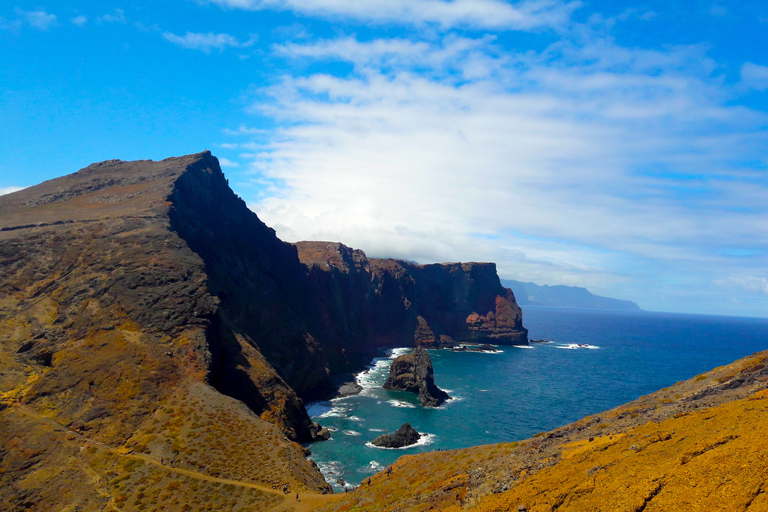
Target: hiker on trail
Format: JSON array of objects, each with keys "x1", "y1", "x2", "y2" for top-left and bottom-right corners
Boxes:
[
  {"x1": 367, "y1": 478, "x2": 371, "y2": 486},
  {"x1": 296, "y1": 493, "x2": 300, "y2": 502},
  {"x1": 160, "y1": 457, "x2": 164, "y2": 466},
  {"x1": 387, "y1": 466, "x2": 392, "y2": 476}
]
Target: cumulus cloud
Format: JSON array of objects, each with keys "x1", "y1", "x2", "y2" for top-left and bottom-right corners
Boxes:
[
  {"x1": 741, "y1": 62, "x2": 768, "y2": 91},
  {"x1": 162, "y1": 31, "x2": 256, "y2": 52},
  {"x1": 70, "y1": 15, "x2": 88, "y2": 27},
  {"x1": 1, "y1": 8, "x2": 58, "y2": 31},
  {"x1": 207, "y1": 0, "x2": 581, "y2": 30},
  {"x1": 217, "y1": 157, "x2": 240, "y2": 168},
  {"x1": 97, "y1": 9, "x2": 126, "y2": 23}
]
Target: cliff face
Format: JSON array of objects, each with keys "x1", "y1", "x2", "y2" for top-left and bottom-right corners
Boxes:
[{"x1": 296, "y1": 242, "x2": 528, "y2": 360}]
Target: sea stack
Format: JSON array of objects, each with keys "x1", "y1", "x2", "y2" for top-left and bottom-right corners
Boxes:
[
  {"x1": 383, "y1": 347, "x2": 451, "y2": 407},
  {"x1": 371, "y1": 423, "x2": 421, "y2": 448}
]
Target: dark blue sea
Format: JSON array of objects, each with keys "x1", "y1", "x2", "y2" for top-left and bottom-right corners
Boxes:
[{"x1": 305, "y1": 307, "x2": 768, "y2": 490}]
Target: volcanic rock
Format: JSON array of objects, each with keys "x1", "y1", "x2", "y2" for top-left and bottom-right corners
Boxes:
[
  {"x1": 383, "y1": 347, "x2": 451, "y2": 407},
  {"x1": 371, "y1": 422, "x2": 421, "y2": 448}
]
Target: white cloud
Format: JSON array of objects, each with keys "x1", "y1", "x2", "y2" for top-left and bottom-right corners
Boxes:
[
  {"x1": 98, "y1": 9, "x2": 126, "y2": 23},
  {"x1": 239, "y1": 32, "x2": 768, "y2": 315},
  {"x1": 162, "y1": 31, "x2": 256, "y2": 52},
  {"x1": 207, "y1": 0, "x2": 581, "y2": 30},
  {"x1": 70, "y1": 15, "x2": 88, "y2": 27},
  {"x1": 10, "y1": 8, "x2": 57, "y2": 30},
  {"x1": 741, "y1": 62, "x2": 768, "y2": 91},
  {"x1": 218, "y1": 157, "x2": 240, "y2": 168},
  {"x1": 0, "y1": 186, "x2": 24, "y2": 196},
  {"x1": 716, "y1": 275, "x2": 768, "y2": 296}
]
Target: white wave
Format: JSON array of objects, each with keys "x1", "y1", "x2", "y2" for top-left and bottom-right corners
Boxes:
[
  {"x1": 317, "y1": 406, "x2": 349, "y2": 419},
  {"x1": 314, "y1": 459, "x2": 343, "y2": 479},
  {"x1": 513, "y1": 345, "x2": 534, "y2": 349},
  {"x1": 387, "y1": 399, "x2": 417, "y2": 408},
  {"x1": 436, "y1": 395, "x2": 464, "y2": 408},
  {"x1": 356, "y1": 358, "x2": 393, "y2": 390},
  {"x1": 388, "y1": 347, "x2": 412, "y2": 358},
  {"x1": 368, "y1": 428, "x2": 386, "y2": 432},
  {"x1": 557, "y1": 343, "x2": 600, "y2": 350},
  {"x1": 357, "y1": 460, "x2": 383, "y2": 474},
  {"x1": 365, "y1": 433, "x2": 436, "y2": 450},
  {"x1": 343, "y1": 430, "x2": 362, "y2": 436},
  {"x1": 348, "y1": 416, "x2": 364, "y2": 422}
]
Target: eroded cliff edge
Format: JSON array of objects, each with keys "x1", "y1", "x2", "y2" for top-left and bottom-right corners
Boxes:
[
  {"x1": 296, "y1": 241, "x2": 528, "y2": 359},
  {"x1": 0, "y1": 151, "x2": 527, "y2": 511}
]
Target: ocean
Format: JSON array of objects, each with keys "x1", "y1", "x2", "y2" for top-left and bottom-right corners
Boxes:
[{"x1": 305, "y1": 307, "x2": 768, "y2": 491}]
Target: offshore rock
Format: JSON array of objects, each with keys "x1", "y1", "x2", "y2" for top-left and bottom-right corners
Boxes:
[
  {"x1": 383, "y1": 347, "x2": 450, "y2": 407},
  {"x1": 371, "y1": 422, "x2": 421, "y2": 448}
]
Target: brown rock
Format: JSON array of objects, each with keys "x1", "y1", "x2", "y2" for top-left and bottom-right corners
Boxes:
[{"x1": 383, "y1": 347, "x2": 451, "y2": 407}]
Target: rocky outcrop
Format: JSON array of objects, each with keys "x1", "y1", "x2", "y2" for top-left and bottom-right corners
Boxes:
[
  {"x1": 383, "y1": 347, "x2": 450, "y2": 407},
  {"x1": 371, "y1": 423, "x2": 421, "y2": 448}
]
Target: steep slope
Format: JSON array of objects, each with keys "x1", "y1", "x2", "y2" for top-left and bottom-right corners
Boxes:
[
  {"x1": 0, "y1": 153, "x2": 332, "y2": 511},
  {"x1": 316, "y1": 349, "x2": 768, "y2": 512}
]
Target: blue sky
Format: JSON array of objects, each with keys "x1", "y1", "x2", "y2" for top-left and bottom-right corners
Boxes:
[{"x1": 1, "y1": 1, "x2": 767, "y2": 317}]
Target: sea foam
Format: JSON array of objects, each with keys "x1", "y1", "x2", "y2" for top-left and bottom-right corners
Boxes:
[{"x1": 365, "y1": 433, "x2": 436, "y2": 450}]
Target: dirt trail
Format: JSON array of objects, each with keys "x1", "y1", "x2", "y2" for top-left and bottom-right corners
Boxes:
[{"x1": 13, "y1": 404, "x2": 342, "y2": 511}]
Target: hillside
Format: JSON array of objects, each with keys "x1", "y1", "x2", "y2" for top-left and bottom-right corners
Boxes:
[
  {"x1": 0, "y1": 152, "x2": 527, "y2": 511},
  {"x1": 502, "y1": 279, "x2": 642, "y2": 311}
]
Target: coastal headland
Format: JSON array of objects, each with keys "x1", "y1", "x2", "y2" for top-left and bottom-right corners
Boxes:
[
  {"x1": 0, "y1": 151, "x2": 526, "y2": 510},
  {"x1": 1, "y1": 152, "x2": 765, "y2": 511}
]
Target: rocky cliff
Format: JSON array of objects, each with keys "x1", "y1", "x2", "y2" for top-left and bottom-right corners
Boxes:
[
  {"x1": 0, "y1": 151, "x2": 527, "y2": 511},
  {"x1": 296, "y1": 241, "x2": 528, "y2": 356}
]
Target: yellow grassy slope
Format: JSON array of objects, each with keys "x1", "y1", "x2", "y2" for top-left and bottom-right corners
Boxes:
[{"x1": 474, "y1": 389, "x2": 768, "y2": 512}]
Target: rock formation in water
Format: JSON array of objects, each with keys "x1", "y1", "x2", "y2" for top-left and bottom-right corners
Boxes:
[
  {"x1": 383, "y1": 347, "x2": 451, "y2": 407},
  {"x1": 0, "y1": 151, "x2": 526, "y2": 510},
  {"x1": 371, "y1": 423, "x2": 421, "y2": 448}
]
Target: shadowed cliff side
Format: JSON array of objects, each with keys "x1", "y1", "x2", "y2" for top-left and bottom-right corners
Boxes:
[{"x1": 296, "y1": 241, "x2": 528, "y2": 358}]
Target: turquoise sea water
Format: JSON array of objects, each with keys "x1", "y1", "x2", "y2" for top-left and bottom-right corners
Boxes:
[{"x1": 305, "y1": 307, "x2": 768, "y2": 491}]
